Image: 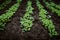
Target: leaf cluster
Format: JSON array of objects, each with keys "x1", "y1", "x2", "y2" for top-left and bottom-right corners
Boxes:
[
  {"x1": 44, "y1": 0, "x2": 60, "y2": 16},
  {"x1": 36, "y1": 0, "x2": 58, "y2": 37},
  {"x1": 0, "y1": 0, "x2": 12, "y2": 10},
  {"x1": 0, "y1": 0, "x2": 21, "y2": 30},
  {"x1": 20, "y1": 1, "x2": 34, "y2": 32}
]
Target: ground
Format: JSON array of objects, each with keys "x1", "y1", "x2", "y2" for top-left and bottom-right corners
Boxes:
[{"x1": 0, "y1": 0, "x2": 60, "y2": 40}]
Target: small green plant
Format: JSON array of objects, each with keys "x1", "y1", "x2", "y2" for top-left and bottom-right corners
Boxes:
[
  {"x1": 0, "y1": 0, "x2": 12, "y2": 10},
  {"x1": 20, "y1": 1, "x2": 34, "y2": 32},
  {"x1": 36, "y1": 0, "x2": 58, "y2": 37},
  {"x1": 17, "y1": 0, "x2": 22, "y2": 3},
  {"x1": 49, "y1": 2, "x2": 60, "y2": 10},
  {"x1": 0, "y1": 0, "x2": 21, "y2": 30},
  {"x1": 43, "y1": 0, "x2": 60, "y2": 16},
  {"x1": 45, "y1": 0, "x2": 60, "y2": 10}
]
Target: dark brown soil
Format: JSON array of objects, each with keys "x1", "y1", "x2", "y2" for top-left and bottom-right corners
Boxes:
[
  {"x1": 52, "y1": 0, "x2": 60, "y2": 4},
  {"x1": 0, "y1": 0, "x2": 5, "y2": 4},
  {"x1": 0, "y1": 0, "x2": 60, "y2": 40}
]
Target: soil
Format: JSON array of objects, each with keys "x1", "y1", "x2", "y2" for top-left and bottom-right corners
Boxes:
[
  {"x1": 0, "y1": 0, "x2": 5, "y2": 4},
  {"x1": 0, "y1": 0, "x2": 60, "y2": 40},
  {"x1": 52, "y1": 0, "x2": 60, "y2": 4}
]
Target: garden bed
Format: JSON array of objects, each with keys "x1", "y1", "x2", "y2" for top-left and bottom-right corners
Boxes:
[{"x1": 0, "y1": 0, "x2": 60, "y2": 40}]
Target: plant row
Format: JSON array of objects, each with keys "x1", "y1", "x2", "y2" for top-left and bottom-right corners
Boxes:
[
  {"x1": 20, "y1": 1, "x2": 34, "y2": 32},
  {"x1": 36, "y1": 0, "x2": 58, "y2": 37},
  {"x1": 43, "y1": 0, "x2": 60, "y2": 16},
  {"x1": 0, "y1": 0, "x2": 21, "y2": 30},
  {"x1": 49, "y1": 2, "x2": 60, "y2": 10},
  {"x1": 44, "y1": 0, "x2": 60, "y2": 9},
  {"x1": 0, "y1": 0, "x2": 12, "y2": 10}
]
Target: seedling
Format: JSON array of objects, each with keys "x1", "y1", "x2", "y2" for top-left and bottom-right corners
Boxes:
[
  {"x1": 36, "y1": 0, "x2": 58, "y2": 37},
  {"x1": 20, "y1": 1, "x2": 34, "y2": 32},
  {"x1": 0, "y1": 0, "x2": 22, "y2": 30},
  {"x1": 43, "y1": 0, "x2": 60, "y2": 16}
]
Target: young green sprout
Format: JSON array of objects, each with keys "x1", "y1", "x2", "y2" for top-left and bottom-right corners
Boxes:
[
  {"x1": 20, "y1": 1, "x2": 34, "y2": 32},
  {"x1": 0, "y1": 0, "x2": 22, "y2": 30},
  {"x1": 43, "y1": 0, "x2": 60, "y2": 16},
  {"x1": 36, "y1": 0, "x2": 58, "y2": 37}
]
